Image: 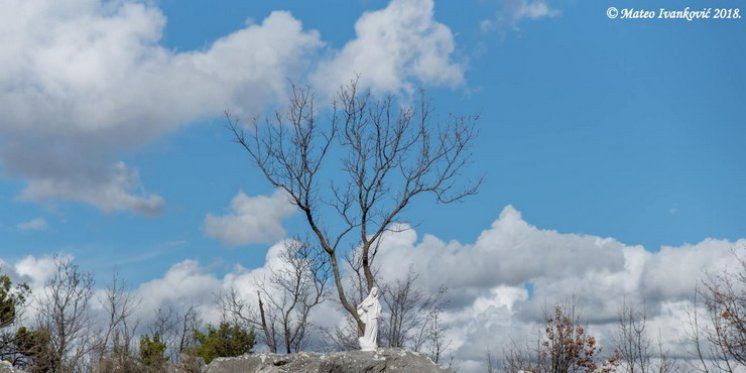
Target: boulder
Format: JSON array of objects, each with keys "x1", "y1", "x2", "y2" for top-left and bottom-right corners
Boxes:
[
  {"x1": 205, "y1": 348, "x2": 452, "y2": 373},
  {"x1": 0, "y1": 361, "x2": 24, "y2": 373}
]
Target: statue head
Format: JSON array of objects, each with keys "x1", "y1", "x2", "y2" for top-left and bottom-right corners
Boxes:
[{"x1": 370, "y1": 286, "x2": 379, "y2": 298}]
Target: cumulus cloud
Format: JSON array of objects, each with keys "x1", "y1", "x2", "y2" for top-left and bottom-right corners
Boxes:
[
  {"x1": 0, "y1": 0, "x2": 464, "y2": 214},
  {"x1": 0, "y1": 0, "x2": 322, "y2": 214},
  {"x1": 370, "y1": 206, "x2": 744, "y2": 369},
  {"x1": 481, "y1": 0, "x2": 560, "y2": 31},
  {"x1": 130, "y1": 240, "x2": 344, "y2": 337},
  {"x1": 203, "y1": 189, "x2": 296, "y2": 246},
  {"x1": 91, "y1": 206, "x2": 746, "y2": 369},
  {"x1": 134, "y1": 259, "x2": 223, "y2": 323},
  {"x1": 16, "y1": 217, "x2": 49, "y2": 231},
  {"x1": 3, "y1": 208, "x2": 744, "y2": 371},
  {"x1": 311, "y1": 0, "x2": 464, "y2": 96},
  {"x1": 13, "y1": 255, "x2": 66, "y2": 289}
]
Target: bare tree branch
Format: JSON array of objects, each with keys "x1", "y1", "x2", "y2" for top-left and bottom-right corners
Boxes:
[{"x1": 227, "y1": 79, "x2": 480, "y2": 334}]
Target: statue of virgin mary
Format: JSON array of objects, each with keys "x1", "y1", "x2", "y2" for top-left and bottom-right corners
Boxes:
[{"x1": 357, "y1": 286, "x2": 382, "y2": 351}]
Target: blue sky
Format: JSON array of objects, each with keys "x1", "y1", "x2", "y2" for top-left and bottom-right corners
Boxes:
[{"x1": 1, "y1": 0, "x2": 744, "y2": 287}]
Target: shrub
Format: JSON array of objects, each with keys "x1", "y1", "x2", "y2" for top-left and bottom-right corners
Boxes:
[
  {"x1": 139, "y1": 332, "x2": 167, "y2": 369},
  {"x1": 193, "y1": 322, "x2": 255, "y2": 364}
]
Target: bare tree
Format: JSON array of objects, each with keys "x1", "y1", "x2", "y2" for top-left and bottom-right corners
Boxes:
[
  {"x1": 221, "y1": 240, "x2": 328, "y2": 353},
  {"x1": 688, "y1": 274, "x2": 742, "y2": 373},
  {"x1": 143, "y1": 305, "x2": 200, "y2": 364},
  {"x1": 487, "y1": 350, "x2": 499, "y2": 373},
  {"x1": 501, "y1": 337, "x2": 544, "y2": 373},
  {"x1": 219, "y1": 289, "x2": 253, "y2": 335},
  {"x1": 322, "y1": 315, "x2": 360, "y2": 352},
  {"x1": 177, "y1": 306, "x2": 199, "y2": 355},
  {"x1": 690, "y1": 287, "x2": 739, "y2": 373},
  {"x1": 614, "y1": 301, "x2": 677, "y2": 373},
  {"x1": 36, "y1": 258, "x2": 95, "y2": 372},
  {"x1": 379, "y1": 270, "x2": 448, "y2": 356},
  {"x1": 684, "y1": 249, "x2": 746, "y2": 373},
  {"x1": 147, "y1": 306, "x2": 178, "y2": 361},
  {"x1": 615, "y1": 301, "x2": 651, "y2": 373},
  {"x1": 227, "y1": 80, "x2": 480, "y2": 332},
  {"x1": 94, "y1": 272, "x2": 140, "y2": 367},
  {"x1": 655, "y1": 336, "x2": 676, "y2": 373},
  {"x1": 425, "y1": 305, "x2": 450, "y2": 365}
]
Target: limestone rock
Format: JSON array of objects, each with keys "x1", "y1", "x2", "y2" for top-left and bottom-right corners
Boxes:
[
  {"x1": 205, "y1": 348, "x2": 452, "y2": 373},
  {"x1": 0, "y1": 361, "x2": 25, "y2": 373}
]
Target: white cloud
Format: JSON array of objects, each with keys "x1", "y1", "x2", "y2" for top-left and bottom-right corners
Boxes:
[
  {"x1": 3, "y1": 209, "x2": 745, "y2": 371},
  {"x1": 509, "y1": 0, "x2": 559, "y2": 20},
  {"x1": 368, "y1": 206, "x2": 745, "y2": 369},
  {"x1": 311, "y1": 0, "x2": 464, "y2": 97},
  {"x1": 134, "y1": 259, "x2": 223, "y2": 323},
  {"x1": 203, "y1": 189, "x2": 296, "y2": 246},
  {"x1": 16, "y1": 217, "x2": 49, "y2": 231},
  {"x1": 0, "y1": 1, "x2": 319, "y2": 214},
  {"x1": 17, "y1": 161, "x2": 165, "y2": 215},
  {"x1": 127, "y1": 205, "x2": 746, "y2": 369},
  {"x1": 0, "y1": 0, "x2": 464, "y2": 214},
  {"x1": 481, "y1": 0, "x2": 560, "y2": 31},
  {"x1": 13, "y1": 255, "x2": 65, "y2": 289},
  {"x1": 131, "y1": 240, "x2": 344, "y2": 337}
]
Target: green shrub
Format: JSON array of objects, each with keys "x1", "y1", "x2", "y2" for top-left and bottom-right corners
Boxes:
[
  {"x1": 139, "y1": 332, "x2": 167, "y2": 369},
  {"x1": 0, "y1": 274, "x2": 29, "y2": 328},
  {"x1": 193, "y1": 322, "x2": 255, "y2": 364},
  {"x1": 14, "y1": 327, "x2": 54, "y2": 373}
]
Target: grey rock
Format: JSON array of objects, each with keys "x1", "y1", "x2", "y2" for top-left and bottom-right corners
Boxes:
[
  {"x1": 0, "y1": 361, "x2": 12, "y2": 373},
  {"x1": 0, "y1": 361, "x2": 26, "y2": 373},
  {"x1": 205, "y1": 348, "x2": 452, "y2": 373}
]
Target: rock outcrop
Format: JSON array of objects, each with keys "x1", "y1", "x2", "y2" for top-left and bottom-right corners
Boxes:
[
  {"x1": 205, "y1": 348, "x2": 452, "y2": 373},
  {"x1": 0, "y1": 361, "x2": 23, "y2": 373}
]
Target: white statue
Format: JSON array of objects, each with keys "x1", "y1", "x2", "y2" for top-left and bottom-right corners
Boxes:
[{"x1": 357, "y1": 286, "x2": 382, "y2": 351}]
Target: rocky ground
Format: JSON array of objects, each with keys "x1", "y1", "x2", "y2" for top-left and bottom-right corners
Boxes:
[{"x1": 205, "y1": 348, "x2": 452, "y2": 373}]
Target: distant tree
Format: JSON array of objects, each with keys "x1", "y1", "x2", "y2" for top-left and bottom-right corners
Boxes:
[
  {"x1": 13, "y1": 327, "x2": 54, "y2": 373},
  {"x1": 139, "y1": 332, "x2": 167, "y2": 370},
  {"x1": 541, "y1": 305, "x2": 619, "y2": 373},
  {"x1": 36, "y1": 257, "x2": 95, "y2": 372},
  {"x1": 692, "y1": 249, "x2": 746, "y2": 371},
  {"x1": 193, "y1": 322, "x2": 255, "y2": 364},
  {"x1": 614, "y1": 301, "x2": 675, "y2": 373},
  {"x1": 0, "y1": 272, "x2": 30, "y2": 361},
  {"x1": 228, "y1": 80, "x2": 480, "y2": 333},
  {"x1": 0, "y1": 273, "x2": 33, "y2": 367},
  {"x1": 178, "y1": 306, "x2": 200, "y2": 356},
  {"x1": 144, "y1": 305, "x2": 200, "y2": 362},
  {"x1": 0, "y1": 273, "x2": 29, "y2": 329},
  {"x1": 221, "y1": 240, "x2": 328, "y2": 353},
  {"x1": 378, "y1": 270, "x2": 449, "y2": 361},
  {"x1": 94, "y1": 272, "x2": 141, "y2": 370},
  {"x1": 501, "y1": 305, "x2": 619, "y2": 373}
]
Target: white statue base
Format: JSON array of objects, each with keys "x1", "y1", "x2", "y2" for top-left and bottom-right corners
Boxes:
[{"x1": 358, "y1": 337, "x2": 377, "y2": 351}]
